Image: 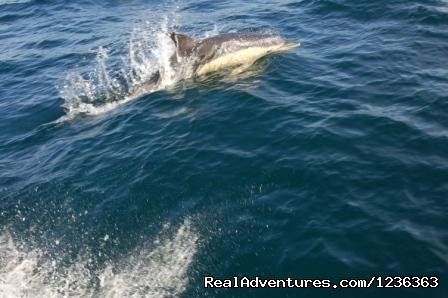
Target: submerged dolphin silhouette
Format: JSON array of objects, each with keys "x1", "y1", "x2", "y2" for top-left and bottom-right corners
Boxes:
[{"x1": 169, "y1": 32, "x2": 299, "y2": 76}]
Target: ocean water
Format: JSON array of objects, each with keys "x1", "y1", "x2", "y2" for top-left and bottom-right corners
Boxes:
[{"x1": 1, "y1": 0, "x2": 447, "y2": 297}]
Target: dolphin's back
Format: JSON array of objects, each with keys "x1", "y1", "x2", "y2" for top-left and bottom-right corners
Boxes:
[
  {"x1": 195, "y1": 33, "x2": 282, "y2": 62},
  {"x1": 201, "y1": 33, "x2": 276, "y2": 43},
  {"x1": 198, "y1": 33, "x2": 280, "y2": 50}
]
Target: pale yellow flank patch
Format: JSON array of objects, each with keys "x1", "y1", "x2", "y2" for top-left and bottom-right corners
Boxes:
[{"x1": 195, "y1": 44, "x2": 291, "y2": 76}]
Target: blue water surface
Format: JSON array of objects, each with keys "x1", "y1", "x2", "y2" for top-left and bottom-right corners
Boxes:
[{"x1": 0, "y1": 0, "x2": 447, "y2": 297}]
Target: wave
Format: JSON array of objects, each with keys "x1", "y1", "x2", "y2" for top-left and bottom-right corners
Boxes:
[{"x1": 0, "y1": 217, "x2": 199, "y2": 298}]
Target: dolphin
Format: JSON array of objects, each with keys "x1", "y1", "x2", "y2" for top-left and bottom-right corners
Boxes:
[
  {"x1": 169, "y1": 32, "x2": 300, "y2": 76},
  {"x1": 136, "y1": 32, "x2": 299, "y2": 94}
]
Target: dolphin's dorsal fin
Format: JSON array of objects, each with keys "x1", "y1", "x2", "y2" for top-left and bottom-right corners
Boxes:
[{"x1": 170, "y1": 32, "x2": 197, "y2": 57}]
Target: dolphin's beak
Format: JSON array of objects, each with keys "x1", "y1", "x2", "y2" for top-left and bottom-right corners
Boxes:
[{"x1": 282, "y1": 41, "x2": 300, "y2": 50}]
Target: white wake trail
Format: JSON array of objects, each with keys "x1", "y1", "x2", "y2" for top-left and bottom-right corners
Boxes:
[{"x1": 0, "y1": 217, "x2": 199, "y2": 298}]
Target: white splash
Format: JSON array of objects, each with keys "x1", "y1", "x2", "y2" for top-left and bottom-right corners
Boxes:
[
  {"x1": 99, "y1": 218, "x2": 198, "y2": 298},
  {"x1": 0, "y1": 218, "x2": 199, "y2": 298},
  {"x1": 0, "y1": 233, "x2": 93, "y2": 297},
  {"x1": 59, "y1": 16, "x2": 184, "y2": 121}
]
